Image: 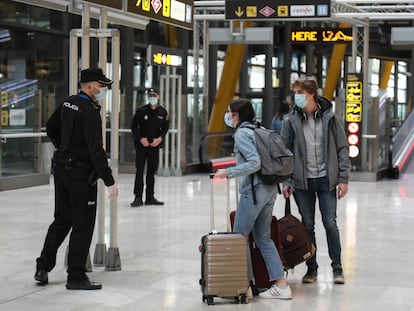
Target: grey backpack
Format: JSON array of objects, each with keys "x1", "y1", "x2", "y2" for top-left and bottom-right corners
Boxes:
[{"x1": 244, "y1": 123, "x2": 294, "y2": 185}]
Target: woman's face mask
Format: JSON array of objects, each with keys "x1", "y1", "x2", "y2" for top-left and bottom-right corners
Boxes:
[
  {"x1": 294, "y1": 93, "x2": 307, "y2": 109},
  {"x1": 94, "y1": 86, "x2": 108, "y2": 101},
  {"x1": 224, "y1": 112, "x2": 234, "y2": 128}
]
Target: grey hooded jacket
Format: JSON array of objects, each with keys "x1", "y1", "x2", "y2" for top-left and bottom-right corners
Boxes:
[{"x1": 280, "y1": 96, "x2": 351, "y2": 191}]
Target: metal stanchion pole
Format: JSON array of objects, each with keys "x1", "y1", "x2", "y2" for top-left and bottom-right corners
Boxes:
[
  {"x1": 170, "y1": 68, "x2": 176, "y2": 176},
  {"x1": 94, "y1": 7, "x2": 108, "y2": 266},
  {"x1": 105, "y1": 29, "x2": 121, "y2": 271},
  {"x1": 162, "y1": 70, "x2": 171, "y2": 176},
  {"x1": 175, "y1": 72, "x2": 182, "y2": 176}
]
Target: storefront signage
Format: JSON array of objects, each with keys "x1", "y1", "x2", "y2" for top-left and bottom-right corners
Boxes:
[
  {"x1": 1, "y1": 111, "x2": 8, "y2": 127},
  {"x1": 148, "y1": 45, "x2": 183, "y2": 67},
  {"x1": 1, "y1": 91, "x2": 8, "y2": 106},
  {"x1": 9, "y1": 109, "x2": 26, "y2": 126},
  {"x1": 291, "y1": 28, "x2": 352, "y2": 43},
  {"x1": 127, "y1": 0, "x2": 193, "y2": 30},
  {"x1": 345, "y1": 73, "x2": 363, "y2": 166},
  {"x1": 84, "y1": 0, "x2": 122, "y2": 10},
  {"x1": 225, "y1": 0, "x2": 330, "y2": 20}
]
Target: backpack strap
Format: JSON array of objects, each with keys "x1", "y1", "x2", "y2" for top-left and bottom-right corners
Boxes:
[{"x1": 239, "y1": 151, "x2": 257, "y2": 205}]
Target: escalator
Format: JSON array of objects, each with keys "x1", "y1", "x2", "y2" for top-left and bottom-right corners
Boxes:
[{"x1": 391, "y1": 109, "x2": 414, "y2": 176}]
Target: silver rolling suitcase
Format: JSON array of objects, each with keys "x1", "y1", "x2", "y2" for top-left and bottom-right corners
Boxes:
[{"x1": 199, "y1": 175, "x2": 250, "y2": 305}]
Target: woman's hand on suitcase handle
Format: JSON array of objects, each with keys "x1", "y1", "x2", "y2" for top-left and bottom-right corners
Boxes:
[{"x1": 214, "y1": 169, "x2": 227, "y2": 179}]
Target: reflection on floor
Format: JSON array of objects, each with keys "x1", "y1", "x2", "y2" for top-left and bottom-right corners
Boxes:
[{"x1": 1, "y1": 173, "x2": 414, "y2": 310}]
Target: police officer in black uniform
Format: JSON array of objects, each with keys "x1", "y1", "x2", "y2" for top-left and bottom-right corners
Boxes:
[
  {"x1": 34, "y1": 68, "x2": 118, "y2": 290},
  {"x1": 130, "y1": 88, "x2": 169, "y2": 207}
]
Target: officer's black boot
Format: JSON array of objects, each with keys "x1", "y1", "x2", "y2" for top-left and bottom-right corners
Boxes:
[
  {"x1": 145, "y1": 197, "x2": 164, "y2": 205},
  {"x1": 130, "y1": 196, "x2": 143, "y2": 207}
]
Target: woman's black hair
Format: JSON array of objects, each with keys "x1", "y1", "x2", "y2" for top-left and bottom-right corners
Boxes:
[{"x1": 228, "y1": 98, "x2": 255, "y2": 125}]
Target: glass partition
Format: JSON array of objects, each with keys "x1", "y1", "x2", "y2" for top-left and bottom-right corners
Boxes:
[{"x1": 0, "y1": 79, "x2": 47, "y2": 178}]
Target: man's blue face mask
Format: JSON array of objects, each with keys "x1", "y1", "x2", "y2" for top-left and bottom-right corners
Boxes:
[{"x1": 294, "y1": 94, "x2": 307, "y2": 108}]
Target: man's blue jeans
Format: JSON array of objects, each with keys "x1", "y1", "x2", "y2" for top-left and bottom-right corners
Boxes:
[
  {"x1": 233, "y1": 184, "x2": 285, "y2": 282},
  {"x1": 294, "y1": 176, "x2": 342, "y2": 269}
]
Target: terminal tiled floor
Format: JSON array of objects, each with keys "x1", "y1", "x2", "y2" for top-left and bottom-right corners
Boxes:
[{"x1": 1, "y1": 172, "x2": 414, "y2": 310}]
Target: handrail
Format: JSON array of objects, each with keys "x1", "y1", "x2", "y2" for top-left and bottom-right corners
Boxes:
[
  {"x1": 0, "y1": 128, "x2": 177, "y2": 138},
  {"x1": 392, "y1": 109, "x2": 414, "y2": 172},
  {"x1": 0, "y1": 132, "x2": 47, "y2": 139}
]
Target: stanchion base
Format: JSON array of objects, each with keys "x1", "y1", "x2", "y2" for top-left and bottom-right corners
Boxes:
[
  {"x1": 173, "y1": 167, "x2": 182, "y2": 176},
  {"x1": 105, "y1": 247, "x2": 121, "y2": 271},
  {"x1": 93, "y1": 243, "x2": 107, "y2": 266},
  {"x1": 162, "y1": 167, "x2": 171, "y2": 177}
]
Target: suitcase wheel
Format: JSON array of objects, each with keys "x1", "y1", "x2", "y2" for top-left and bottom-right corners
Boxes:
[
  {"x1": 202, "y1": 295, "x2": 214, "y2": 305},
  {"x1": 240, "y1": 294, "x2": 249, "y2": 304}
]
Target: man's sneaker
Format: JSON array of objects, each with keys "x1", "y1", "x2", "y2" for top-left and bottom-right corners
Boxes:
[
  {"x1": 258, "y1": 284, "x2": 292, "y2": 300},
  {"x1": 333, "y1": 267, "x2": 345, "y2": 284},
  {"x1": 302, "y1": 267, "x2": 318, "y2": 283}
]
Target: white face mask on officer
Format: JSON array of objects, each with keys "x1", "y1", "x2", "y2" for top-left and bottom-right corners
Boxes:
[
  {"x1": 148, "y1": 97, "x2": 158, "y2": 106},
  {"x1": 94, "y1": 86, "x2": 108, "y2": 101}
]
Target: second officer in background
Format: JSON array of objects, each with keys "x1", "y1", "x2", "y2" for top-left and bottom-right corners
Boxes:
[{"x1": 131, "y1": 88, "x2": 169, "y2": 207}]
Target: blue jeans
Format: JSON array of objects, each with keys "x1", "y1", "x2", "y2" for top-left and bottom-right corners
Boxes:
[
  {"x1": 233, "y1": 183, "x2": 285, "y2": 282},
  {"x1": 294, "y1": 176, "x2": 342, "y2": 269}
]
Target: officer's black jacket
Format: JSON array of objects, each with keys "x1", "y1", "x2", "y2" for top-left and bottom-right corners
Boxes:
[
  {"x1": 46, "y1": 91, "x2": 114, "y2": 186},
  {"x1": 131, "y1": 104, "x2": 169, "y2": 145}
]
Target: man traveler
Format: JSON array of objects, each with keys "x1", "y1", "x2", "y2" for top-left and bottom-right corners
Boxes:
[
  {"x1": 35, "y1": 68, "x2": 119, "y2": 290},
  {"x1": 280, "y1": 77, "x2": 351, "y2": 285},
  {"x1": 130, "y1": 88, "x2": 169, "y2": 207}
]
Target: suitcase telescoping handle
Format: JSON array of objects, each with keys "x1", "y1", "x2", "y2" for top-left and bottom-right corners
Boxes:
[{"x1": 209, "y1": 173, "x2": 232, "y2": 233}]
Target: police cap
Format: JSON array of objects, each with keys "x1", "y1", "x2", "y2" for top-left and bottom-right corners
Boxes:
[
  {"x1": 147, "y1": 88, "x2": 159, "y2": 96},
  {"x1": 80, "y1": 68, "x2": 113, "y2": 85}
]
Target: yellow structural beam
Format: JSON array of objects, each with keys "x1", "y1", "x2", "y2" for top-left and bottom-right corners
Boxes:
[
  {"x1": 162, "y1": 24, "x2": 178, "y2": 49},
  {"x1": 208, "y1": 44, "x2": 247, "y2": 133},
  {"x1": 323, "y1": 24, "x2": 351, "y2": 100},
  {"x1": 379, "y1": 61, "x2": 394, "y2": 90}
]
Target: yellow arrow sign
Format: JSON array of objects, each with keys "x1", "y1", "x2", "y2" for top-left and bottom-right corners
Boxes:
[{"x1": 235, "y1": 6, "x2": 244, "y2": 17}]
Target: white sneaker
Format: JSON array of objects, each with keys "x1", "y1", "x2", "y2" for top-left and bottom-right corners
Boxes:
[{"x1": 258, "y1": 284, "x2": 292, "y2": 300}]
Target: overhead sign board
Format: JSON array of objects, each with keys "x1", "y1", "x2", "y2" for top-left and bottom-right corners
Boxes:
[
  {"x1": 147, "y1": 45, "x2": 183, "y2": 67},
  {"x1": 291, "y1": 28, "x2": 352, "y2": 43},
  {"x1": 127, "y1": 0, "x2": 193, "y2": 30},
  {"x1": 345, "y1": 73, "x2": 363, "y2": 166},
  {"x1": 84, "y1": 0, "x2": 122, "y2": 10},
  {"x1": 225, "y1": 0, "x2": 330, "y2": 20},
  {"x1": 209, "y1": 27, "x2": 273, "y2": 44}
]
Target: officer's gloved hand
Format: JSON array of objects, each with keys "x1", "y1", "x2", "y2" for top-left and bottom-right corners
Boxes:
[{"x1": 107, "y1": 183, "x2": 119, "y2": 198}]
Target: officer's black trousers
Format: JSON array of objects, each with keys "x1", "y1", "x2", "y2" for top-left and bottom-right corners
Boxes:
[
  {"x1": 36, "y1": 163, "x2": 97, "y2": 281},
  {"x1": 133, "y1": 145, "x2": 159, "y2": 200}
]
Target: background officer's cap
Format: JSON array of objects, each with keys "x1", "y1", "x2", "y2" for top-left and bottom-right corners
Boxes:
[
  {"x1": 147, "y1": 87, "x2": 159, "y2": 95},
  {"x1": 80, "y1": 68, "x2": 113, "y2": 85}
]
